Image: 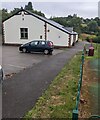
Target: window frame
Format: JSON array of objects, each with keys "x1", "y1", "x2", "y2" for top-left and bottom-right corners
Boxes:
[{"x1": 20, "y1": 28, "x2": 28, "y2": 39}]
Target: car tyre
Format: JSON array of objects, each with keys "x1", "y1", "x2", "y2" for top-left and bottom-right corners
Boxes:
[
  {"x1": 44, "y1": 49, "x2": 49, "y2": 55},
  {"x1": 22, "y1": 48, "x2": 27, "y2": 53}
]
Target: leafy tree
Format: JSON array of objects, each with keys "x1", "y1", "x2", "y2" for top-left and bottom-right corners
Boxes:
[
  {"x1": 10, "y1": 8, "x2": 21, "y2": 15},
  {"x1": 88, "y1": 21, "x2": 98, "y2": 33},
  {"x1": 94, "y1": 17, "x2": 100, "y2": 26},
  {"x1": 2, "y1": 9, "x2": 10, "y2": 21},
  {"x1": 24, "y1": 2, "x2": 33, "y2": 11},
  {"x1": 80, "y1": 25, "x2": 89, "y2": 34},
  {"x1": 24, "y1": 2, "x2": 45, "y2": 17},
  {"x1": 32, "y1": 10, "x2": 45, "y2": 17}
]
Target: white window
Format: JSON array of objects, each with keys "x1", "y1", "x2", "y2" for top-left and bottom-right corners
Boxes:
[{"x1": 20, "y1": 28, "x2": 28, "y2": 39}]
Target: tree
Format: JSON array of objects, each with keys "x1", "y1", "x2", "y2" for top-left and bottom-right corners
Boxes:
[
  {"x1": 33, "y1": 10, "x2": 45, "y2": 17},
  {"x1": 10, "y1": 8, "x2": 21, "y2": 15},
  {"x1": 88, "y1": 21, "x2": 98, "y2": 33},
  {"x1": 2, "y1": 9, "x2": 10, "y2": 21},
  {"x1": 24, "y1": 2, "x2": 33, "y2": 11},
  {"x1": 94, "y1": 17, "x2": 100, "y2": 26}
]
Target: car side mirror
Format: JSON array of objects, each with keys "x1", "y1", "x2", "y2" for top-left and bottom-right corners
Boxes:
[{"x1": 0, "y1": 65, "x2": 3, "y2": 83}]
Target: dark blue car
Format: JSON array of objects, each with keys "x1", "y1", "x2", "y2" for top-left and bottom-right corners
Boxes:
[{"x1": 19, "y1": 40, "x2": 54, "y2": 55}]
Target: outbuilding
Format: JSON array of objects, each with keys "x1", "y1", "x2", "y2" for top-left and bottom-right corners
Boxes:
[{"x1": 3, "y1": 9, "x2": 78, "y2": 47}]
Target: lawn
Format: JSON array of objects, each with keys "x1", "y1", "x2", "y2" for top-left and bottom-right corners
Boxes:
[{"x1": 24, "y1": 52, "x2": 82, "y2": 119}]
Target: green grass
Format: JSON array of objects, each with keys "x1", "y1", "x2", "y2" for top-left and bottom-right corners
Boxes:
[
  {"x1": 24, "y1": 53, "x2": 82, "y2": 119},
  {"x1": 82, "y1": 43, "x2": 100, "y2": 117}
]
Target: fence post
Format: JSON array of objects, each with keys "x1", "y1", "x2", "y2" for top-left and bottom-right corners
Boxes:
[
  {"x1": 72, "y1": 109, "x2": 78, "y2": 120},
  {"x1": 82, "y1": 51, "x2": 84, "y2": 65},
  {"x1": 72, "y1": 49, "x2": 85, "y2": 120},
  {"x1": 80, "y1": 65, "x2": 82, "y2": 88}
]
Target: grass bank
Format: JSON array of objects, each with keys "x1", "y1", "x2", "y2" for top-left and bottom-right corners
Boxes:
[
  {"x1": 25, "y1": 52, "x2": 82, "y2": 119},
  {"x1": 79, "y1": 43, "x2": 100, "y2": 118}
]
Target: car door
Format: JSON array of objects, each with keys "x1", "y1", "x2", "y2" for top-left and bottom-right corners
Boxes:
[
  {"x1": 38, "y1": 41, "x2": 46, "y2": 52},
  {"x1": 30, "y1": 41, "x2": 39, "y2": 52}
]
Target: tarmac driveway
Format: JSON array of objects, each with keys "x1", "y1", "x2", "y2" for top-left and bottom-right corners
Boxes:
[
  {"x1": 2, "y1": 41, "x2": 90, "y2": 118},
  {"x1": 1, "y1": 46, "x2": 63, "y2": 76}
]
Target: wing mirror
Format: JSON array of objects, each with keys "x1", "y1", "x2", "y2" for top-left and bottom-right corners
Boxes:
[{"x1": 0, "y1": 65, "x2": 3, "y2": 83}]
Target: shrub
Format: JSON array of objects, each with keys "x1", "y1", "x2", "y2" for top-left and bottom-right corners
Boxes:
[
  {"x1": 86, "y1": 36, "x2": 100, "y2": 43},
  {"x1": 92, "y1": 36, "x2": 100, "y2": 43}
]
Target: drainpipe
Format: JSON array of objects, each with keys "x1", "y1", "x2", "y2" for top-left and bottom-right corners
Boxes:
[
  {"x1": 44, "y1": 22, "x2": 47, "y2": 40},
  {"x1": 68, "y1": 34, "x2": 71, "y2": 47}
]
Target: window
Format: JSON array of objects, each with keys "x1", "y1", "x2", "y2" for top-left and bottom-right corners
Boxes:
[
  {"x1": 20, "y1": 28, "x2": 28, "y2": 39},
  {"x1": 39, "y1": 41, "x2": 45, "y2": 45},
  {"x1": 40, "y1": 41, "x2": 45, "y2": 45},
  {"x1": 30, "y1": 41, "x2": 39, "y2": 46}
]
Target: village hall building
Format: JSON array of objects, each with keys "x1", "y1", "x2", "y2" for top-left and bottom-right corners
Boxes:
[{"x1": 3, "y1": 9, "x2": 78, "y2": 47}]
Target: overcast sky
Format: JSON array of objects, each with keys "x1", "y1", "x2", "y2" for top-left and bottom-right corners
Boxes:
[{"x1": 1, "y1": 0, "x2": 100, "y2": 18}]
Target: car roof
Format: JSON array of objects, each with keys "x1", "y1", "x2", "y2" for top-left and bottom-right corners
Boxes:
[
  {"x1": 22, "y1": 40, "x2": 52, "y2": 45},
  {"x1": 30, "y1": 40, "x2": 52, "y2": 42}
]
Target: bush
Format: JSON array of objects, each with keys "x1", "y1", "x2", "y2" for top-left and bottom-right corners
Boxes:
[
  {"x1": 86, "y1": 36, "x2": 100, "y2": 43},
  {"x1": 92, "y1": 36, "x2": 100, "y2": 43}
]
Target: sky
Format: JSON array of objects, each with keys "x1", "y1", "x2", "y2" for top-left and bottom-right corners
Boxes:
[{"x1": 1, "y1": 0, "x2": 100, "y2": 19}]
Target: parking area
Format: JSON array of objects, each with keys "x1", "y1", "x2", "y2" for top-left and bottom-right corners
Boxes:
[{"x1": 0, "y1": 46, "x2": 64, "y2": 77}]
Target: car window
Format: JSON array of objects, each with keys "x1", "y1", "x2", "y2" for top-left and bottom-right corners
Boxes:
[
  {"x1": 39, "y1": 41, "x2": 45, "y2": 45},
  {"x1": 30, "y1": 41, "x2": 39, "y2": 46}
]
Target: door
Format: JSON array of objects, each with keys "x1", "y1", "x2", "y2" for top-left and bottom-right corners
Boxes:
[
  {"x1": 30, "y1": 41, "x2": 39, "y2": 52},
  {"x1": 38, "y1": 41, "x2": 46, "y2": 52}
]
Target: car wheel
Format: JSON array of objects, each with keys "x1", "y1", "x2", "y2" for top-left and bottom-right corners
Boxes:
[
  {"x1": 22, "y1": 48, "x2": 27, "y2": 53},
  {"x1": 44, "y1": 49, "x2": 49, "y2": 55}
]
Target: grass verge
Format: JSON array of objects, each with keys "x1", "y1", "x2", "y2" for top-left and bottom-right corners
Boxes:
[
  {"x1": 24, "y1": 52, "x2": 82, "y2": 119},
  {"x1": 79, "y1": 43, "x2": 100, "y2": 118}
]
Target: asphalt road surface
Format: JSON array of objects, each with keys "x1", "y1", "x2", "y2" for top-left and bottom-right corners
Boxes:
[
  {"x1": 2, "y1": 41, "x2": 90, "y2": 119},
  {"x1": 1, "y1": 46, "x2": 63, "y2": 76}
]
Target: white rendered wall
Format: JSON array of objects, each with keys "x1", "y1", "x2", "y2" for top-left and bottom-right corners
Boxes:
[
  {"x1": 47, "y1": 24, "x2": 69, "y2": 47},
  {"x1": 71, "y1": 35, "x2": 74, "y2": 46},
  {"x1": 3, "y1": 11, "x2": 72, "y2": 47},
  {"x1": 3, "y1": 14, "x2": 44, "y2": 44},
  {"x1": 76, "y1": 34, "x2": 78, "y2": 42}
]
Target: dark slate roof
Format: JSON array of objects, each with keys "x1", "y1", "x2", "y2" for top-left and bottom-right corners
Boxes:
[
  {"x1": 64, "y1": 27, "x2": 73, "y2": 32},
  {"x1": 3, "y1": 9, "x2": 78, "y2": 35}
]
